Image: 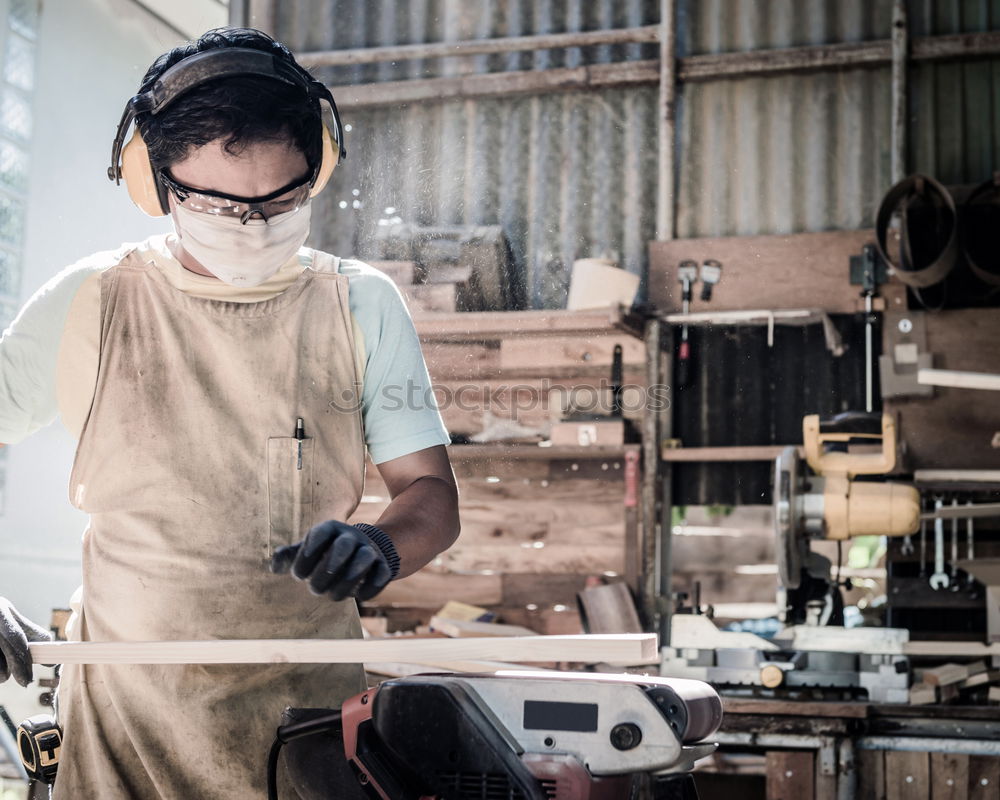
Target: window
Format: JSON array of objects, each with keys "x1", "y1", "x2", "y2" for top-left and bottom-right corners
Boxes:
[{"x1": 0, "y1": 0, "x2": 36, "y2": 512}]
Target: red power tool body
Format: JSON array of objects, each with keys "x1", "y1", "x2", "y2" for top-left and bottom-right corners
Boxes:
[{"x1": 270, "y1": 671, "x2": 723, "y2": 800}]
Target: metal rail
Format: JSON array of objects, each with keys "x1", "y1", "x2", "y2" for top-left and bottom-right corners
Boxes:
[{"x1": 302, "y1": 28, "x2": 1000, "y2": 110}]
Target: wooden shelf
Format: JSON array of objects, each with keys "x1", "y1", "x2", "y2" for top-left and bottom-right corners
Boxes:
[
  {"x1": 414, "y1": 305, "x2": 644, "y2": 341},
  {"x1": 660, "y1": 445, "x2": 800, "y2": 462},
  {"x1": 449, "y1": 443, "x2": 638, "y2": 462}
]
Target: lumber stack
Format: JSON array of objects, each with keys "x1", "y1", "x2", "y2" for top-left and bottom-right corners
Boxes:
[
  {"x1": 909, "y1": 660, "x2": 1000, "y2": 705},
  {"x1": 371, "y1": 222, "x2": 512, "y2": 312},
  {"x1": 413, "y1": 308, "x2": 646, "y2": 441},
  {"x1": 351, "y1": 445, "x2": 638, "y2": 634}
]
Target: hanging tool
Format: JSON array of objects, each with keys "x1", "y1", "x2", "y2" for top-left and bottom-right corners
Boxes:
[
  {"x1": 676, "y1": 260, "x2": 698, "y2": 389},
  {"x1": 859, "y1": 245, "x2": 879, "y2": 413},
  {"x1": 611, "y1": 344, "x2": 623, "y2": 417},
  {"x1": 699, "y1": 259, "x2": 722, "y2": 301},
  {"x1": 929, "y1": 497, "x2": 949, "y2": 590},
  {"x1": 966, "y1": 500, "x2": 975, "y2": 585},
  {"x1": 950, "y1": 497, "x2": 959, "y2": 587},
  {"x1": 918, "y1": 518, "x2": 927, "y2": 577}
]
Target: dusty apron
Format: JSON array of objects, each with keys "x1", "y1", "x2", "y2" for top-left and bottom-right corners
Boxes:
[{"x1": 55, "y1": 248, "x2": 368, "y2": 799}]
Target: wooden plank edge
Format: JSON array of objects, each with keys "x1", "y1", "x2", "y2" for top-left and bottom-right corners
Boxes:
[
  {"x1": 30, "y1": 634, "x2": 658, "y2": 665},
  {"x1": 661, "y1": 445, "x2": 802, "y2": 462}
]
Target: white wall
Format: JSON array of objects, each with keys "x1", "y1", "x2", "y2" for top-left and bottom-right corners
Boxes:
[{"x1": 0, "y1": 0, "x2": 222, "y2": 723}]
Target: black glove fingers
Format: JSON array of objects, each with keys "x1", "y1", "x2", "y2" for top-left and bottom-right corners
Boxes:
[
  {"x1": 308, "y1": 533, "x2": 360, "y2": 595},
  {"x1": 0, "y1": 607, "x2": 32, "y2": 687},
  {"x1": 329, "y1": 546, "x2": 378, "y2": 602},
  {"x1": 12, "y1": 608, "x2": 52, "y2": 643},
  {"x1": 269, "y1": 544, "x2": 299, "y2": 574},
  {"x1": 292, "y1": 521, "x2": 340, "y2": 580},
  {"x1": 355, "y1": 558, "x2": 394, "y2": 602}
]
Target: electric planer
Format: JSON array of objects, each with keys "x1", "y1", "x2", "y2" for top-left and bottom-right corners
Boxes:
[{"x1": 269, "y1": 671, "x2": 723, "y2": 800}]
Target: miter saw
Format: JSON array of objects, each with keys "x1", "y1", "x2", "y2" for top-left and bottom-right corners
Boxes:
[
  {"x1": 268, "y1": 671, "x2": 723, "y2": 800},
  {"x1": 774, "y1": 411, "x2": 921, "y2": 625}
]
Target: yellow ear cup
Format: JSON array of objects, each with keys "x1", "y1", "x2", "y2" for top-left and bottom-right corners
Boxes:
[
  {"x1": 120, "y1": 129, "x2": 168, "y2": 217},
  {"x1": 309, "y1": 123, "x2": 338, "y2": 198}
]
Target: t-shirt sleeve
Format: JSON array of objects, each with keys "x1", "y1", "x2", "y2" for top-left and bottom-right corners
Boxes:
[
  {"x1": 0, "y1": 262, "x2": 97, "y2": 444},
  {"x1": 342, "y1": 261, "x2": 450, "y2": 464}
]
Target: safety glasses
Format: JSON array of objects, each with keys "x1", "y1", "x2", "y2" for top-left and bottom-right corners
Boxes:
[{"x1": 158, "y1": 169, "x2": 314, "y2": 224}]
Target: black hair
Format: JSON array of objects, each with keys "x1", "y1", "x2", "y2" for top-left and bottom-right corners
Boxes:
[{"x1": 135, "y1": 27, "x2": 322, "y2": 172}]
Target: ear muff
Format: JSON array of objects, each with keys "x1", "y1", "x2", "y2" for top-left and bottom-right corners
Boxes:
[
  {"x1": 120, "y1": 128, "x2": 169, "y2": 217},
  {"x1": 309, "y1": 124, "x2": 337, "y2": 198},
  {"x1": 109, "y1": 47, "x2": 346, "y2": 216}
]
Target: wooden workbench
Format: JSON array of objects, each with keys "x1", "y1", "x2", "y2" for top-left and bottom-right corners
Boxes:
[{"x1": 711, "y1": 697, "x2": 1000, "y2": 800}]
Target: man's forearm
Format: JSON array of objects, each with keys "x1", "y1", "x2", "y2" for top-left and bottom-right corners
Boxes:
[{"x1": 373, "y1": 475, "x2": 460, "y2": 579}]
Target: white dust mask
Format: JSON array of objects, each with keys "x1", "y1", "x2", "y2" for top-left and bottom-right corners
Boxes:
[{"x1": 172, "y1": 201, "x2": 313, "y2": 287}]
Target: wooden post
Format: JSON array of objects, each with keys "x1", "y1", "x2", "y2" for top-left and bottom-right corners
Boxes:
[
  {"x1": 891, "y1": 0, "x2": 909, "y2": 182},
  {"x1": 244, "y1": 0, "x2": 276, "y2": 36},
  {"x1": 658, "y1": 326, "x2": 674, "y2": 645},
  {"x1": 656, "y1": 0, "x2": 677, "y2": 242},
  {"x1": 641, "y1": 318, "x2": 663, "y2": 631},
  {"x1": 767, "y1": 751, "x2": 816, "y2": 800}
]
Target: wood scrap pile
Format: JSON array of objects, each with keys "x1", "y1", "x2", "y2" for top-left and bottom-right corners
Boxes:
[
  {"x1": 413, "y1": 309, "x2": 645, "y2": 443},
  {"x1": 909, "y1": 661, "x2": 1000, "y2": 705},
  {"x1": 371, "y1": 222, "x2": 513, "y2": 312},
  {"x1": 361, "y1": 594, "x2": 656, "y2": 680}
]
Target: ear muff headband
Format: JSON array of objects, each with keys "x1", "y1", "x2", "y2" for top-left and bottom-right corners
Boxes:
[{"x1": 109, "y1": 47, "x2": 345, "y2": 217}]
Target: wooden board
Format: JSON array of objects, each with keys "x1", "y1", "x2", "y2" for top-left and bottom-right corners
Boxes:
[
  {"x1": 500, "y1": 336, "x2": 645, "y2": 372},
  {"x1": 648, "y1": 229, "x2": 878, "y2": 314},
  {"x1": 968, "y1": 757, "x2": 1000, "y2": 800},
  {"x1": 930, "y1": 752, "x2": 968, "y2": 800},
  {"x1": 923, "y1": 663, "x2": 970, "y2": 687},
  {"x1": 886, "y1": 750, "x2": 930, "y2": 800},
  {"x1": 429, "y1": 617, "x2": 538, "y2": 638},
  {"x1": 766, "y1": 750, "x2": 815, "y2": 800},
  {"x1": 403, "y1": 283, "x2": 457, "y2": 313},
  {"x1": 904, "y1": 642, "x2": 1000, "y2": 657},
  {"x1": 414, "y1": 308, "x2": 638, "y2": 340},
  {"x1": 421, "y1": 340, "x2": 501, "y2": 378},
  {"x1": 886, "y1": 309, "x2": 1000, "y2": 470},
  {"x1": 919, "y1": 368, "x2": 1000, "y2": 392},
  {"x1": 354, "y1": 476, "x2": 626, "y2": 575},
  {"x1": 30, "y1": 634, "x2": 656, "y2": 665},
  {"x1": 372, "y1": 570, "x2": 503, "y2": 607},
  {"x1": 661, "y1": 445, "x2": 800, "y2": 462},
  {"x1": 367, "y1": 260, "x2": 418, "y2": 286},
  {"x1": 501, "y1": 573, "x2": 590, "y2": 607},
  {"x1": 429, "y1": 373, "x2": 645, "y2": 434},
  {"x1": 859, "y1": 749, "x2": 886, "y2": 800}
]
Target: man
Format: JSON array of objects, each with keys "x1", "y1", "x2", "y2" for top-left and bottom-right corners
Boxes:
[{"x1": 0, "y1": 27, "x2": 459, "y2": 798}]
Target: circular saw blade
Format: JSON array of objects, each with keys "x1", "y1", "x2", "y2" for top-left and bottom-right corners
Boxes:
[{"x1": 774, "y1": 446, "x2": 804, "y2": 590}]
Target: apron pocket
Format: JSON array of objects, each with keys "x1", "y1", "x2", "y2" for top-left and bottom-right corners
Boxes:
[{"x1": 267, "y1": 437, "x2": 315, "y2": 561}]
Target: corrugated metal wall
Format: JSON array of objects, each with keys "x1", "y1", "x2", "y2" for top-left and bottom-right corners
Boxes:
[
  {"x1": 273, "y1": 0, "x2": 1000, "y2": 307},
  {"x1": 272, "y1": 2, "x2": 998, "y2": 503},
  {"x1": 274, "y1": 0, "x2": 661, "y2": 309}
]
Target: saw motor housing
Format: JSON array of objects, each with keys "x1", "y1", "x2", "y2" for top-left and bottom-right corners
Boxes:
[{"x1": 775, "y1": 412, "x2": 920, "y2": 594}]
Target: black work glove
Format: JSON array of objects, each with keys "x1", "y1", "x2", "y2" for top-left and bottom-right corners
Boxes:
[
  {"x1": 270, "y1": 521, "x2": 399, "y2": 602},
  {"x1": 0, "y1": 598, "x2": 52, "y2": 687}
]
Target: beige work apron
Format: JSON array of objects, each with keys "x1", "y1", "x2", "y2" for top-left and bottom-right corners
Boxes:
[{"x1": 56, "y1": 247, "x2": 368, "y2": 799}]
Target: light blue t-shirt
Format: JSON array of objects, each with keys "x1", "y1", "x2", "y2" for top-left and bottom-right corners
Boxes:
[{"x1": 0, "y1": 238, "x2": 450, "y2": 464}]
